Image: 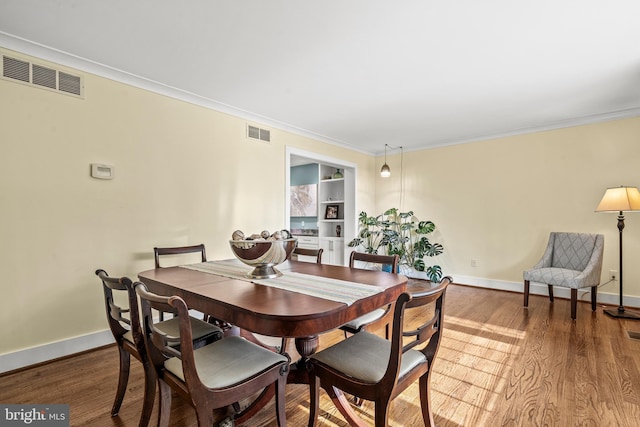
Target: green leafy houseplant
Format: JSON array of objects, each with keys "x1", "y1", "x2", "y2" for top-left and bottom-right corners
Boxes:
[{"x1": 348, "y1": 208, "x2": 444, "y2": 281}]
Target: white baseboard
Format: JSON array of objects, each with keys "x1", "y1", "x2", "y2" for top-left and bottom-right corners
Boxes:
[
  {"x1": 2, "y1": 282, "x2": 638, "y2": 374},
  {"x1": 454, "y1": 275, "x2": 640, "y2": 309},
  {"x1": 1, "y1": 330, "x2": 114, "y2": 375}
]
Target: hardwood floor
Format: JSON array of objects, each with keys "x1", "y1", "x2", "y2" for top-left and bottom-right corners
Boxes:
[{"x1": 2, "y1": 284, "x2": 640, "y2": 426}]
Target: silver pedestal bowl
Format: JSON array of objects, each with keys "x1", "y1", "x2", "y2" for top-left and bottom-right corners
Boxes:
[{"x1": 229, "y1": 238, "x2": 297, "y2": 279}]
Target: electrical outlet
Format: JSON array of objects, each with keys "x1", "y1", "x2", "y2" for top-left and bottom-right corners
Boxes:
[
  {"x1": 471, "y1": 259, "x2": 478, "y2": 268},
  {"x1": 610, "y1": 270, "x2": 618, "y2": 281}
]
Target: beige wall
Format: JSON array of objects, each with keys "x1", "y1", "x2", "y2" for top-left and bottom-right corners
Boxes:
[
  {"x1": 0, "y1": 49, "x2": 374, "y2": 356},
  {"x1": 376, "y1": 116, "x2": 640, "y2": 300}
]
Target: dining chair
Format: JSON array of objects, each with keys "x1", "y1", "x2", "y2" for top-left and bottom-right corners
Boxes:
[
  {"x1": 308, "y1": 276, "x2": 452, "y2": 427},
  {"x1": 153, "y1": 243, "x2": 227, "y2": 326},
  {"x1": 340, "y1": 252, "x2": 400, "y2": 338},
  {"x1": 95, "y1": 269, "x2": 222, "y2": 427},
  {"x1": 134, "y1": 281, "x2": 290, "y2": 427},
  {"x1": 523, "y1": 232, "x2": 604, "y2": 319},
  {"x1": 154, "y1": 243, "x2": 207, "y2": 268},
  {"x1": 290, "y1": 247, "x2": 324, "y2": 264}
]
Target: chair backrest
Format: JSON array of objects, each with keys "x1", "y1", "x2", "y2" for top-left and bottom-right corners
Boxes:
[
  {"x1": 291, "y1": 247, "x2": 324, "y2": 264},
  {"x1": 95, "y1": 269, "x2": 145, "y2": 352},
  {"x1": 154, "y1": 244, "x2": 207, "y2": 268},
  {"x1": 135, "y1": 282, "x2": 184, "y2": 367},
  {"x1": 349, "y1": 251, "x2": 399, "y2": 273},
  {"x1": 549, "y1": 232, "x2": 602, "y2": 271},
  {"x1": 381, "y1": 276, "x2": 451, "y2": 387}
]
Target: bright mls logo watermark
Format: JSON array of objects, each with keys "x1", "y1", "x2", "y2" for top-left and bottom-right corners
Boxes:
[{"x1": 1, "y1": 405, "x2": 69, "y2": 426}]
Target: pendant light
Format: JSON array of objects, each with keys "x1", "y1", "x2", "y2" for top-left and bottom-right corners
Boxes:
[
  {"x1": 380, "y1": 144, "x2": 391, "y2": 178},
  {"x1": 380, "y1": 144, "x2": 402, "y2": 178}
]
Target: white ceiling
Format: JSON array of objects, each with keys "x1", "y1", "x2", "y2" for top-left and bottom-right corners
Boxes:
[{"x1": 1, "y1": 0, "x2": 639, "y2": 155}]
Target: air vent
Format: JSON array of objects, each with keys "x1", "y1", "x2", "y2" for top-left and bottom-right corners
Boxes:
[
  {"x1": 1, "y1": 53, "x2": 83, "y2": 98},
  {"x1": 3, "y1": 56, "x2": 29, "y2": 82},
  {"x1": 247, "y1": 124, "x2": 271, "y2": 143}
]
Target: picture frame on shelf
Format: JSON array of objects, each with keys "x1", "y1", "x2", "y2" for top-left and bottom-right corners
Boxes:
[{"x1": 325, "y1": 205, "x2": 339, "y2": 219}]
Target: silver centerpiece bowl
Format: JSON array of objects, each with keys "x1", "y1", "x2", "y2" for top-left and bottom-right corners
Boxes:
[{"x1": 229, "y1": 238, "x2": 298, "y2": 279}]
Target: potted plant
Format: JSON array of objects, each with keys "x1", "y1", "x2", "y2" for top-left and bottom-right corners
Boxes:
[{"x1": 348, "y1": 208, "x2": 444, "y2": 281}]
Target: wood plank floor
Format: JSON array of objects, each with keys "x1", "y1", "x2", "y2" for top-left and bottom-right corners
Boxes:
[{"x1": 2, "y1": 284, "x2": 640, "y2": 426}]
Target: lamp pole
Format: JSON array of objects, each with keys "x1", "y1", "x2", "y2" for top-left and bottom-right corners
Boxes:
[{"x1": 603, "y1": 210, "x2": 640, "y2": 319}]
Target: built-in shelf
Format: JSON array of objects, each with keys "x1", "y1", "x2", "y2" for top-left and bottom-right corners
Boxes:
[{"x1": 289, "y1": 154, "x2": 354, "y2": 266}]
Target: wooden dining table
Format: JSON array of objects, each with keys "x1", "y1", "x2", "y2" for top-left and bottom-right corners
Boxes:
[{"x1": 138, "y1": 258, "x2": 407, "y2": 423}]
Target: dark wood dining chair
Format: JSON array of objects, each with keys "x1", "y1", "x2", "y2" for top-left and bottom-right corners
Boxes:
[
  {"x1": 134, "y1": 281, "x2": 290, "y2": 427},
  {"x1": 290, "y1": 247, "x2": 324, "y2": 263},
  {"x1": 154, "y1": 244, "x2": 207, "y2": 268},
  {"x1": 340, "y1": 252, "x2": 400, "y2": 338},
  {"x1": 95, "y1": 269, "x2": 222, "y2": 427},
  {"x1": 154, "y1": 243, "x2": 225, "y2": 325},
  {"x1": 308, "y1": 276, "x2": 452, "y2": 427}
]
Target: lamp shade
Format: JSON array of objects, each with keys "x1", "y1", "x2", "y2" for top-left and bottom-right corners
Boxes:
[
  {"x1": 595, "y1": 186, "x2": 640, "y2": 212},
  {"x1": 380, "y1": 163, "x2": 391, "y2": 177}
]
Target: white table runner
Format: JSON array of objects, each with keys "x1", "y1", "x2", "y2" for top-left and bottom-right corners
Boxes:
[{"x1": 179, "y1": 260, "x2": 381, "y2": 305}]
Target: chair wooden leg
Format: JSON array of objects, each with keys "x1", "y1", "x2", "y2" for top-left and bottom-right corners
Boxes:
[
  {"x1": 307, "y1": 374, "x2": 319, "y2": 427},
  {"x1": 591, "y1": 286, "x2": 597, "y2": 311},
  {"x1": 275, "y1": 375, "x2": 287, "y2": 427},
  {"x1": 374, "y1": 399, "x2": 391, "y2": 427},
  {"x1": 571, "y1": 289, "x2": 578, "y2": 320},
  {"x1": 419, "y1": 373, "x2": 436, "y2": 427},
  {"x1": 195, "y1": 407, "x2": 215, "y2": 427},
  {"x1": 548, "y1": 285, "x2": 554, "y2": 303},
  {"x1": 139, "y1": 361, "x2": 156, "y2": 427},
  {"x1": 325, "y1": 386, "x2": 368, "y2": 427},
  {"x1": 524, "y1": 280, "x2": 530, "y2": 307},
  {"x1": 112, "y1": 347, "x2": 130, "y2": 416},
  {"x1": 157, "y1": 380, "x2": 172, "y2": 427}
]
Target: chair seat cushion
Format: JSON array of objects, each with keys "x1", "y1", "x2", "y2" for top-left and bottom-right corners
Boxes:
[
  {"x1": 310, "y1": 331, "x2": 426, "y2": 383},
  {"x1": 523, "y1": 267, "x2": 587, "y2": 289},
  {"x1": 340, "y1": 308, "x2": 387, "y2": 331},
  {"x1": 164, "y1": 336, "x2": 288, "y2": 389},
  {"x1": 123, "y1": 316, "x2": 222, "y2": 345},
  {"x1": 155, "y1": 316, "x2": 223, "y2": 341}
]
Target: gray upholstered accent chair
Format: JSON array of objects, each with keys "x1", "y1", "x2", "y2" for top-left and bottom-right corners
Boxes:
[
  {"x1": 523, "y1": 232, "x2": 604, "y2": 320},
  {"x1": 135, "y1": 282, "x2": 289, "y2": 426}
]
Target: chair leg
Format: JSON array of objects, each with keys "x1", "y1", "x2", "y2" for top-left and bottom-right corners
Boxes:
[
  {"x1": 307, "y1": 374, "x2": 319, "y2": 427},
  {"x1": 571, "y1": 289, "x2": 578, "y2": 320},
  {"x1": 524, "y1": 280, "x2": 530, "y2": 307},
  {"x1": 139, "y1": 361, "x2": 156, "y2": 427},
  {"x1": 419, "y1": 373, "x2": 436, "y2": 427},
  {"x1": 112, "y1": 346, "x2": 130, "y2": 416},
  {"x1": 195, "y1": 407, "x2": 215, "y2": 427},
  {"x1": 325, "y1": 385, "x2": 366, "y2": 427},
  {"x1": 591, "y1": 286, "x2": 597, "y2": 311},
  {"x1": 157, "y1": 380, "x2": 172, "y2": 427},
  {"x1": 548, "y1": 285, "x2": 554, "y2": 303},
  {"x1": 374, "y1": 399, "x2": 392, "y2": 427},
  {"x1": 275, "y1": 375, "x2": 287, "y2": 427}
]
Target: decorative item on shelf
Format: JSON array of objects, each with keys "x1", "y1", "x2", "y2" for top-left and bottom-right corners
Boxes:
[
  {"x1": 229, "y1": 229, "x2": 297, "y2": 279},
  {"x1": 325, "y1": 204, "x2": 339, "y2": 219},
  {"x1": 332, "y1": 169, "x2": 343, "y2": 179},
  {"x1": 595, "y1": 185, "x2": 640, "y2": 319},
  {"x1": 336, "y1": 224, "x2": 342, "y2": 237},
  {"x1": 348, "y1": 208, "x2": 444, "y2": 281},
  {"x1": 380, "y1": 144, "x2": 403, "y2": 178}
]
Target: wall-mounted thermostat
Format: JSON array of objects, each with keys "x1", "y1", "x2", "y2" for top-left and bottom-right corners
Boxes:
[{"x1": 91, "y1": 163, "x2": 114, "y2": 180}]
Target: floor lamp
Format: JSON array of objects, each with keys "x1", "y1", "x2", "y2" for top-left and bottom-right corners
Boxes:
[{"x1": 595, "y1": 185, "x2": 640, "y2": 319}]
